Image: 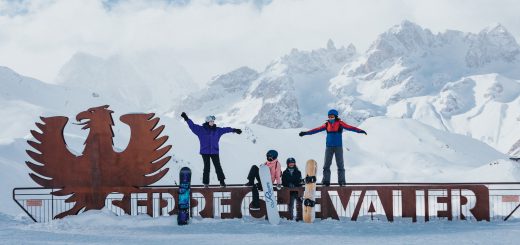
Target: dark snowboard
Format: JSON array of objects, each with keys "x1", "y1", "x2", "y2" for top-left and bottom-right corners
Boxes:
[{"x1": 177, "y1": 167, "x2": 192, "y2": 225}]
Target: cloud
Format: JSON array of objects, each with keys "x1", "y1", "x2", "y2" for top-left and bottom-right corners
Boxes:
[{"x1": 0, "y1": 0, "x2": 519, "y2": 85}]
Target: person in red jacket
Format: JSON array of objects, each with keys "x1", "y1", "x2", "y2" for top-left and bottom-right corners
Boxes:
[{"x1": 299, "y1": 109, "x2": 367, "y2": 186}]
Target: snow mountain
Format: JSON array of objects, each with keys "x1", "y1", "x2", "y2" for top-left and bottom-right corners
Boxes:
[
  {"x1": 176, "y1": 40, "x2": 357, "y2": 127},
  {"x1": 178, "y1": 21, "x2": 519, "y2": 155},
  {"x1": 330, "y1": 21, "x2": 520, "y2": 154}
]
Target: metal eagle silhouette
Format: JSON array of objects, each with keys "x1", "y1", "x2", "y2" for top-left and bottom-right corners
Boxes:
[{"x1": 26, "y1": 105, "x2": 171, "y2": 218}]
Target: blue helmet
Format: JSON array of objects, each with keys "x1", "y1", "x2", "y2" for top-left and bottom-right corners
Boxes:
[
  {"x1": 266, "y1": 150, "x2": 278, "y2": 160},
  {"x1": 328, "y1": 109, "x2": 339, "y2": 117}
]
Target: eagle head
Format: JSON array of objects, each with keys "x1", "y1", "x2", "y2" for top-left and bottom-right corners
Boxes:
[{"x1": 75, "y1": 105, "x2": 114, "y2": 130}]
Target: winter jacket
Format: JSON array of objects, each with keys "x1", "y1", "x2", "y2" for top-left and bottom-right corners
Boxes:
[
  {"x1": 304, "y1": 119, "x2": 364, "y2": 147},
  {"x1": 282, "y1": 167, "x2": 302, "y2": 188},
  {"x1": 186, "y1": 119, "x2": 234, "y2": 154},
  {"x1": 263, "y1": 159, "x2": 282, "y2": 184}
]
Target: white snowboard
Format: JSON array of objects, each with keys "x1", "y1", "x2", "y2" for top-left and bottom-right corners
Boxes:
[{"x1": 259, "y1": 164, "x2": 280, "y2": 225}]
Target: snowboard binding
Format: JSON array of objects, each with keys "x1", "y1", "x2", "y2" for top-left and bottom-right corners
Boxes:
[
  {"x1": 305, "y1": 175, "x2": 316, "y2": 184},
  {"x1": 303, "y1": 198, "x2": 316, "y2": 207}
]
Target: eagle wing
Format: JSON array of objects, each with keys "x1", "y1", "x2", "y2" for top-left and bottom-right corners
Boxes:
[
  {"x1": 118, "y1": 113, "x2": 171, "y2": 187},
  {"x1": 26, "y1": 116, "x2": 79, "y2": 194}
]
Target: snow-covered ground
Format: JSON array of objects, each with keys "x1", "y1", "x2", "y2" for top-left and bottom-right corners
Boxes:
[{"x1": 1, "y1": 210, "x2": 520, "y2": 245}]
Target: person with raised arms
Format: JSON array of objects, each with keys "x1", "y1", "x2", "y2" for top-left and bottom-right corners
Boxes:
[
  {"x1": 181, "y1": 112, "x2": 242, "y2": 187},
  {"x1": 299, "y1": 109, "x2": 366, "y2": 186}
]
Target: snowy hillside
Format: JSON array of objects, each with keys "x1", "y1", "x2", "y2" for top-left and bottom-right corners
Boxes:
[
  {"x1": 330, "y1": 21, "x2": 520, "y2": 155},
  {"x1": 0, "y1": 66, "x2": 97, "y2": 144},
  {"x1": 0, "y1": 66, "x2": 148, "y2": 143},
  {"x1": 387, "y1": 74, "x2": 520, "y2": 156},
  {"x1": 176, "y1": 40, "x2": 357, "y2": 128},
  {"x1": 56, "y1": 51, "x2": 197, "y2": 113}
]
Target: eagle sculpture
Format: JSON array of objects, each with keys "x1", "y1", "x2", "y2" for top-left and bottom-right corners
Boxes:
[{"x1": 26, "y1": 105, "x2": 171, "y2": 218}]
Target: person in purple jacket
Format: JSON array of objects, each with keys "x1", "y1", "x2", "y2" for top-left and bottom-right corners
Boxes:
[{"x1": 181, "y1": 112, "x2": 242, "y2": 187}]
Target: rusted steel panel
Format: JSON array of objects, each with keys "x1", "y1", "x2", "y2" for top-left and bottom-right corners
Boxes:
[{"x1": 25, "y1": 105, "x2": 171, "y2": 219}]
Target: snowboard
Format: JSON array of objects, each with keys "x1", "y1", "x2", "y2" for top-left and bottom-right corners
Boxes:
[
  {"x1": 303, "y1": 159, "x2": 317, "y2": 223},
  {"x1": 259, "y1": 164, "x2": 280, "y2": 225},
  {"x1": 177, "y1": 167, "x2": 192, "y2": 225}
]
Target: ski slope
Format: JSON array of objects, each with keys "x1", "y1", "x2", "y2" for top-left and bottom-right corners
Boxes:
[{"x1": 1, "y1": 209, "x2": 519, "y2": 245}]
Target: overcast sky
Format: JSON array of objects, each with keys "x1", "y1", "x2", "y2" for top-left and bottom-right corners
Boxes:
[{"x1": 1, "y1": 0, "x2": 519, "y2": 85}]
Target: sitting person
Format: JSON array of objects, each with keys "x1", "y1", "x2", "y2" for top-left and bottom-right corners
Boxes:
[{"x1": 245, "y1": 149, "x2": 282, "y2": 210}]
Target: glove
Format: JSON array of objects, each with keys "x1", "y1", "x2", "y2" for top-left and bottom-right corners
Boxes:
[
  {"x1": 181, "y1": 112, "x2": 189, "y2": 121},
  {"x1": 234, "y1": 128, "x2": 242, "y2": 134},
  {"x1": 360, "y1": 130, "x2": 367, "y2": 135},
  {"x1": 299, "y1": 131, "x2": 306, "y2": 137},
  {"x1": 276, "y1": 184, "x2": 282, "y2": 190}
]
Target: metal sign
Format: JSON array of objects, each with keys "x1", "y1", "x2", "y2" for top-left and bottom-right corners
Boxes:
[
  {"x1": 25, "y1": 105, "x2": 171, "y2": 218},
  {"x1": 502, "y1": 195, "x2": 520, "y2": 202},
  {"x1": 16, "y1": 106, "x2": 520, "y2": 222},
  {"x1": 134, "y1": 185, "x2": 491, "y2": 222},
  {"x1": 14, "y1": 183, "x2": 520, "y2": 223},
  {"x1": 26, "y1": 199, "x2": 42, "y2": 207}
]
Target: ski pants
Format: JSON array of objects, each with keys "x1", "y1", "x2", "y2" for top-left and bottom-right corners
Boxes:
[
  {"x1": 322, "y1": 146, "x2": 345, "y2": 183},
  {"x1": 288, "y1": 191, "x2": 299, "y2": 220},
  {"x1": 247, "y1": 165, "x2": 262, "y2": 208},
  {"x1": 201, "y1": 154, "x2": 226, "y2": 185}
]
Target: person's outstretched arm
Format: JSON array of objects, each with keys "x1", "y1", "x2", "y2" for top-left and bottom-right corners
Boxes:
[
  {"x1": 181, "y1": 112, "x2": 202, "y2": 135},
  {"x1": 339, "y1": 121, "x2": 367, "y2": 135},
  {"x1": 299, "y1": 124, "x2": 326, "y2": 137},
  {"x1": 217, "y1": 127, "x2": 242, "y2": 136}
]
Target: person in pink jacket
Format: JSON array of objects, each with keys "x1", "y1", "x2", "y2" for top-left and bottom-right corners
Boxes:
[{"x1": 245, "y1": 150, "x2": 281, "y2": 210}]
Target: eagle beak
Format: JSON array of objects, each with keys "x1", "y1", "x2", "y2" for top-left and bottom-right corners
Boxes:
[{"x1": 74, "y1": 111, "x2": 91, "y2": 129}]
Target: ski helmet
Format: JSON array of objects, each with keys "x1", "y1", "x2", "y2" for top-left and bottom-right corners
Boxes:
[
  {"x1": 286, "y1": 157, "x2": 296, "y2": 165},
  {"x1": 266, "y1": 150, "x2": 278, "y2": 160},
  {"x1": 328, "y1": 109, "x2": 339, "y2": 117},
  {"x1": 205, "y1": 115, "x2": 216, "y2": 122}
]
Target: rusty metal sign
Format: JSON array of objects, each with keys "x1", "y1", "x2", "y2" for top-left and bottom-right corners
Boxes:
[
  {"x1": 502, "y1": 195, "x2": 520, "y2": 202},
  {"x1": 182, "y1": 185, "x2": 489, "y2": 222},
  {"x1": 20, "y1": 106, "x2": 511, "y2": 222},
  {"x1": 26, "y1": 199, "x2": 42, "y2": 207},
  {"x1": 26, "y1": 105, "x2": 171, "y2": 218},
  {"x1": 16, "y1": 183, "x2": 520, "y2": 223}
]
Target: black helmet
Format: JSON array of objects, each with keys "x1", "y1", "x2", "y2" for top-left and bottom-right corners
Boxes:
[
  {"x1": 286, "y1": 157, "x2": 296, "y2": 165},
  {"x1": 266, "y1": 150, "x2": 278, "y2": 160}
]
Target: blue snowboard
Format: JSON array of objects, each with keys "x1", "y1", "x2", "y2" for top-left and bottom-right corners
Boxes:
[{"x1": 177, "y1": 167, "x2": 192, "y2": 225}]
